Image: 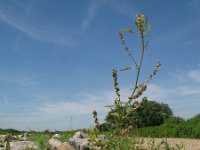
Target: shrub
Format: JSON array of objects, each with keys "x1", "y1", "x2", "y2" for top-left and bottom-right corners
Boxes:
[
  {"x1": 98, "y1": 123, "x2": 112, "y2": 131},
  {"x1": 164, "y1": 116, "x2": 185, "y2": 124},
  {"x1": 131, "y1": 114, "x2": 200, "y2": 139},
  {"x1": 105, "y1": 100, "x2": 173, "y2": 128},
  {"x1": 0, "y1": 128, "x2": 23, "y2": 135}
]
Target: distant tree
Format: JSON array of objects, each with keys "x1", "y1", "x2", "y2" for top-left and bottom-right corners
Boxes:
[
  {"x1": 105, "y1": 100, "x2": 173, "y2": 128},
  {"x1": 164, "y1": 116, "x2": 185, "y2": 124}
]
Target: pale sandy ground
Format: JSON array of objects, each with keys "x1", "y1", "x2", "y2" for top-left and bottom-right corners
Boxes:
[{"x1": 139, "y1": 138, "x2": 200, "y2": 150}]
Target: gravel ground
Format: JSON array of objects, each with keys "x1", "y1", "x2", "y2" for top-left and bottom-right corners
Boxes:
[{"x1": 140, "y1": 138, "x2": 200, "y2": 150}]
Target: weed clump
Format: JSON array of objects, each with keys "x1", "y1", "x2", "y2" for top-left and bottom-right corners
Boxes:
[{"x1": 88, "y1": 14, "x2": 162, "y2": 149}]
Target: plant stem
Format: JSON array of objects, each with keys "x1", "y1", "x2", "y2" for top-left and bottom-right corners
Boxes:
[
  {"x1": 128, "y1": 52, "x2": 138, "y2": 68},
  {"x1": 128, "y1": 32, "x2": 145, "y2": 104}
]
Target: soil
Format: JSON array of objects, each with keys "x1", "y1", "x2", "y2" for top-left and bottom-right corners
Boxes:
[{"x1": 140, "y1": 138, "x2": 200, "y2": 150}]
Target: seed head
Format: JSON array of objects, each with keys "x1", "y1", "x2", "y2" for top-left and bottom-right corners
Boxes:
[
  {"x1": 93, "y1": 110, "x2": 97, "y2": 117},
  {"x1": 112, "y1": 69, "x2": 121, "y2": 99},
  {"x1": 147, "y1": 61, "x2": 161, "y2": 82},
  {"x1": 136, "y1": 14, "x2": 145, "y2": 33},
  {"x1": 132, "y1": 85, "x2": 147, "y2": 99},
  {"x1": 92, "y1": 110, "x2": 99, "y2": 130}
]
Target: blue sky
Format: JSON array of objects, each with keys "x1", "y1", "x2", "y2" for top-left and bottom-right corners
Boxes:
[{"x1": 0, "y1": 0, "x2": 200, "y2": 131}]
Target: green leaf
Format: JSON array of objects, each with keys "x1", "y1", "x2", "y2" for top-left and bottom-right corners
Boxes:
[
  {"x1": 120, "y1": 65, "x2": 133, "y2": 71},
  {"x1": 125, "y1": 106, "x2": 132, "y2": 114},
  {"x1": 148, "y1": 25, "x2": 152, "y2": 33},
  {"x1": 134, "y1": 21, "x2": 138, "y2": 29},
  {"x1": 120, "y1": 28, "x2": 134, "y2": 33},
  {"x1": 105, "y1": 105, "x2": 115, "y2": 109},
  {"x1": 146, "y1": 16, "x2": 148, "y2": 25},
  {"x1": 144, "y1": 16, "x2": 148, "y2": 29},
  {"x1": 110, "y1": 112, "x2": 120, "y2": 118}
]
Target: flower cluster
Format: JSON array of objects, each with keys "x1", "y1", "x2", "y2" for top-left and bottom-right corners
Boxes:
[
  {"x1": 118, "y1": 32, "x2": 129, "y2": 53},
  {"x1": 131, "y1": 85, "x2": 147, "y2": 99},
  {"x1": 93, "y1": 110, "x2": 99, "y2": 130},
  {"x1": 131, "y1": 61, "x2": 161, "y2": 101},
  {"x1": 136, "y1": 14, "x2": 145, "y2": 34},
  {"x1": 118, "y1": 32, "x2": 138, "y2": 67},
  {"x1": 112, "y1": 69, "x2": 120, "y2": 100},
  {"x1": 146, "y1": 61, "x2": 161, "y2": 83}
]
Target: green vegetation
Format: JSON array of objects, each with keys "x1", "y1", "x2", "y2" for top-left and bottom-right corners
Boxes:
[
  {"x1": 5, "y1": 135, "x2": 10, "y2": 150},
  {"x1": 87, "y1": 14, "x2": 164, "y2": 149},
  {"x1": 102, "y1": 101, "x2": 200, "y2": 139},
  {"x1": 105, "y1": 14, "x2": 156, "y2": 131},
  {"x1": 87, "y1": 13, "x2": 200, "y2": 149},
  {"x1": 164, "y1": 116, "x2": 185, "y2": 124},
  {"x1": 0, "y1": 128, "x2": 23, "y2": 135},
  {"x1": 0, "y1": 114, "x2": 199, "y2": 149},
  {"x1": 28, "y1": 132, "x2": 51, "y2": 150},
  {"x1": 131, "y1": 114, "x2": 200, "y2": 139},
  {"x1": 59, "y1": 130, "x2": 76, "y2": 142},
  {"x1": 105, "y1": 100, "x2": 173, "y2": 129}
]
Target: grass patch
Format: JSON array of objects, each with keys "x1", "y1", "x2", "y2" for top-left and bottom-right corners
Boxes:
[
  {"x1": 131, "y1": 115, "x2": 200, "y2": 139},
  {"x1": 28, "y1": 132, "x2": 51, "y2": 150}
]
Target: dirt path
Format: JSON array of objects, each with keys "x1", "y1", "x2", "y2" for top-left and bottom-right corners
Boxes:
[{"x1": 140, "y1": 138, "x2": 200, "y2": 150}]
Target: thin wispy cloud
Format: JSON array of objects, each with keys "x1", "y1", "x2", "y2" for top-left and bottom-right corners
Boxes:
[
  {"x1": 152, "y1": 27, "x2": 185, "y2": 46},
  {"x1": 1, "y1": 78, "x2": 200, "y2": 130},
  {"x1": 39, "y1": 92, "x2": 114, "y2": 116},
  {"x1": 176, "y1": 85, "x2": 200, "y2": 96},
  {"x1": 82, "y1": 0, "x2": 107, "y2": 32},
  {"x1": 0, "y1": 73, "x2": 38, "y2": 88},
  {"x1": 183, "y1": 39, "x2": 198, "y2": 46},
  {"x1": 188, "y1": 70, "x2": 200, "y2": 82},
  {"x1": 6, "y1": 91, "x2": 113, "y2": 130},
  {"x1": 144, "y1": 84, "x2": 171, "y2": 101},
  {"x1": 145, "y1": 84, "x2": 200, "y2": 116},
  {"x1": 0, "y1": 7, "x2": 76, "y2": 47},
  {"x1": 37, "y1": 79, "x2": 200, "y2": 129},
  {"x1": 152, "y1": 17, "x2": 200, "y2": 47},
  {"x1": 108, "y1": 0, "x2": 137, "y2": 17},
  {"x1": 12, "y1": 0, "x2": 34, "y2": 52}
]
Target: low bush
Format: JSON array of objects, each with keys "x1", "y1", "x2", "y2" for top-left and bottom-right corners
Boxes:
[
  {"x1": 164, "y1": 116, "x2": 185, "y2": 124},
  {"x1": 0, "y1": 128, "x2": 23, "y2": 135},
  {"x1": 131, "y1": 114, "x2": 200, "y2": 139}
]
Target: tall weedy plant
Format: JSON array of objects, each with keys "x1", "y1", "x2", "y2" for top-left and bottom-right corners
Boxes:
[
  {"x1": 106, "y1": 14, "x2": 161, "y2": 131},
  {"x1": 89, "y1": 14, "x2": 161, "y2": 149},
  {"x1": 6, "y1": 135, "x2": 10, "y2": 150}
]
